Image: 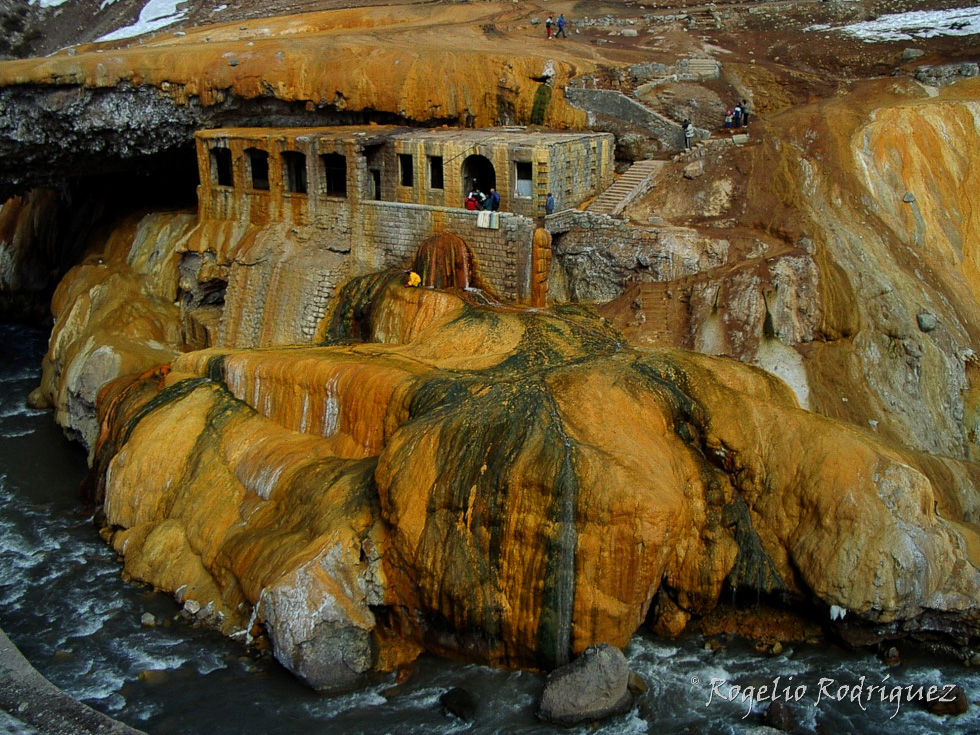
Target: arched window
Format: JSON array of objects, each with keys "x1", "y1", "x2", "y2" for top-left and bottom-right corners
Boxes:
[
  {"x1": 460, "y1": 154, "x2": 496, "y2": 201},
  {"x1": 245, "y1": 148, "x2": 270, "y2": 191},
  {"x1": 281, "y1": 151, "x2": 307, "y2": 194}
]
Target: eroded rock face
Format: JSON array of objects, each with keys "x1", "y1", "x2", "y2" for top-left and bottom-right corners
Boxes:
[
  {"x1": 0, "y1": 85, "x2": 199, "y2": 200},
  {"x1": 83, "y1": 276, "x2": 980, "y2": 690},
  {"x1": 606, "y1": 79, "x2": 980, "y2": 462},
  {"x1": 0, "y1": 7, "x2": 588, "y2": 200},
  {"x1": 32, "y1": 212, "x2": 195, "y2": 454},
  {"x1": 99, "y1": 376, "x2": 387, "y2": 692}
]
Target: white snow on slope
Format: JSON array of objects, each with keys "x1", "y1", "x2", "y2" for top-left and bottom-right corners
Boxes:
[
  {"x1": 807, "y1": 7, "x2": 980, "y2": 42},
  {"x1": 96, "y1": 0, "x2": 189, "y2": 42}
]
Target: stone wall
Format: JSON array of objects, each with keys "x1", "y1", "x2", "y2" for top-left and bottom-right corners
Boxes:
[
  {"x1": 208, "y1": 201, "x2": 539, "y2": 348},
  {"x1": 217, "y1": 225, "x2": 352, "y2": 349},
  {"x1": 563, "y1": 89, "x2": 708, "y2": 153},
  {"x1": 358, "y1": 201, "x2": 536, "y2": 301}
]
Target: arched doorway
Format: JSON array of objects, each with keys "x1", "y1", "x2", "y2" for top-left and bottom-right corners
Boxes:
[{"x1": 461, "y1": 154, "x2": 496, "y2": 202}]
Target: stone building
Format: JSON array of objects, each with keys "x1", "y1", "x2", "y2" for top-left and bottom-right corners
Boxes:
[
  {"x1": 196, "y1": 126, "x2": 614, "y2": 222},
  {"x1": 188, "y1": 126, "x2": 615, "y2": 348}
]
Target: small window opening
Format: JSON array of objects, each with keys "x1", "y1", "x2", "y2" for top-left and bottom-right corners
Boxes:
[
  {"x1": 428, "y1": 156, "x2": 444, "y2": 190},
  {"x1": 320, "y1": 153, "x2": 347, "y2": 197},
  {"x1": 281, "y1": 151, "x2": 307, "y2": 194},
  {"x1": 399, "y1": 154, "x2": 414, "y2": 187},
  {"x1": 211, "y1": 148, "x2": 233, "y2": 187},
  {"x1": 246, "y1": 148, "x2": 270, "y2": 191},
  {"x1": 515, "y1": 161, "x2": 533, "y2": 198}
]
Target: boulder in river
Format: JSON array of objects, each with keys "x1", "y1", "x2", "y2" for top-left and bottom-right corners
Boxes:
[{"x1": 537, "y1": 643, "x2": 634, "y2": 726}]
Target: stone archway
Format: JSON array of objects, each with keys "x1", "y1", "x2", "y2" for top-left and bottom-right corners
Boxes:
[{"x1": 461, "y1": 154, "x2": 496, "y2": 202}]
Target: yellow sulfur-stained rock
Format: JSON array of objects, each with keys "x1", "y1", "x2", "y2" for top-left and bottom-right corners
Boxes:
[{"x1": 86, "y1": 278, "x2": 980, "y2": 688}]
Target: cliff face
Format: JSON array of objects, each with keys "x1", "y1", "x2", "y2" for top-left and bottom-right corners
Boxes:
[{"x1": 605, "y1": 78, "x2": 980, "y2": 460}]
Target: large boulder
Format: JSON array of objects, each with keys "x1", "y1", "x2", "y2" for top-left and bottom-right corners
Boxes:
[{"x1": 537, "y1": 644, "x2": 634, "y2": 726}]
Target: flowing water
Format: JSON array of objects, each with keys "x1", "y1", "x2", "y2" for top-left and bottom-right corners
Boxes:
[{"x1": 2, "y1": 322, "x2": 980, "y2": 734}]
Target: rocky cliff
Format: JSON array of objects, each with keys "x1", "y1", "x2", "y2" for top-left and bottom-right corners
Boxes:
[
  {"x1": 599, "y1": 77, "x2": 980, "y2": 461},
  {"x1": 0, "y1": 3, "x2": 589, "y2": 201}
]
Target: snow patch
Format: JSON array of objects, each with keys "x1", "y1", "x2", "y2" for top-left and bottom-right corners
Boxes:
[
  {"x1": 807, "y1": 7, "x2": 980, "y2": 42},
  {"x1": 96, "y1": 0, "x2": 189, "y2": 42}
]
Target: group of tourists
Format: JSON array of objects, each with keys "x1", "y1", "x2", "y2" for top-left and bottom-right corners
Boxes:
[
  {"x1": 545, "y1": 14, "x2": 567, "y2": 39},
  {"x1": 724, "y1": 100, "x2": 750, "y2": 130},
  {"x1": 465, "y1": 187, "x2": 500, "y2": 211}
]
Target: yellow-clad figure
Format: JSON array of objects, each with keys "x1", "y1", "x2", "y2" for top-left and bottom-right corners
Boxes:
[{"x1": 406, "y1": 271, "x2": 421, "y2": 288}]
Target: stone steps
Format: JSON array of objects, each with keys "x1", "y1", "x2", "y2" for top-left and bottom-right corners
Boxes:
[
  {"x1": 588, "y1": 160, "x2": 664, "y2": 216},
  {"x1": 671, "y1": 132, "x2": 752, "y2": 164}
]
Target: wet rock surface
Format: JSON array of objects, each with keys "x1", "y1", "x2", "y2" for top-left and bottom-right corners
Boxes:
[{"x1": 537, "y1": 644, "x2": 634, "y2": 726}]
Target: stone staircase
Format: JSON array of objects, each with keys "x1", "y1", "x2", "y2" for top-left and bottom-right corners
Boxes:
[
  {"x1": 672, "y1": 133, "x2": 751, "y2": 164},
  {"x1": 588, "y1": 160, "x2": 664, "y2": 216},
  {"x1": 682, "y1": 57, "x2": 721, "y2": 79}
]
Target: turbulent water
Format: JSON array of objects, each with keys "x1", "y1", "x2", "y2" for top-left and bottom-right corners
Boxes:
[{"x1": 2, "y1": 322, "x2": 980, "y2": 734}]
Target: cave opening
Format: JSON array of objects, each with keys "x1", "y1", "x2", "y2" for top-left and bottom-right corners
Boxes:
[{"x1": 0, "y1": 142, "x2": 202, "y2": 323}]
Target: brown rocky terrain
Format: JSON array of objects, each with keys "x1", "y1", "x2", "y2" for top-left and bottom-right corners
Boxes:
[{"x1": 2, "y1": 0, "x2": 980, "y2": 698}]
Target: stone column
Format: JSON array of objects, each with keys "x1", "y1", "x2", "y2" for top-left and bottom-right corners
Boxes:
[{"x1": 531, "y1": 225, "x2": 552, "y2": 308}]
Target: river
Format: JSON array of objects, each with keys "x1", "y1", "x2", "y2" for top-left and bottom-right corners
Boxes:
[{"x1": 1, "y1": 322, "x2": 979, "y2": 734}]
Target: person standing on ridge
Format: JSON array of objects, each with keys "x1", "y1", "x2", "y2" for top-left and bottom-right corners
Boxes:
[
  {"x1": 556, "y1": 14, "x2": 567, "y2": 38},
  {"x1": 545, "y1": 15, "x2": 553, "y2": 39},
  {"x1": 740, "y1": 99, "x2": 750, "y2": 127}
]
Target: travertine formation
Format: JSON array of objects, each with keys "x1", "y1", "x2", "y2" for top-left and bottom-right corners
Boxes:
[
  {"x1": 86, "y1": 276, "x2": 980, "y2": 693},
  {"x1": 9, "y1": 50, "x2": 980, "y2": 693}
]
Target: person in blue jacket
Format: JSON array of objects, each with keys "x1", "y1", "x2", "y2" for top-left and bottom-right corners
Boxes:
[{"x1": 546, "y1": 193, "x2": 555, "y2": 215}]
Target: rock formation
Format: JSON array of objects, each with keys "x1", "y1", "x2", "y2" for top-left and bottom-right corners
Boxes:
[
  {"x1": 0, "y1": 4, "x2": 589, "y2": 201},
  {"x1": 4, "y1": 0, "x2": 980, "y2": 699},
  {"x1": 537, "y1": 644, "x2": 635, "y2": 726},
  {"x1": 601, "y1": 78, "x2": 980, "y2": 461},
  {"x1": 67, "y1": 262, "x2": 980, "y2": 690}
]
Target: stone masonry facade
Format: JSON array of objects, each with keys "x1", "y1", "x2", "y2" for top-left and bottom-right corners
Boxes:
[{"x1": 191, "y1": 127, "x2": 615, "y2": 345}]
